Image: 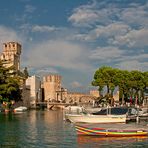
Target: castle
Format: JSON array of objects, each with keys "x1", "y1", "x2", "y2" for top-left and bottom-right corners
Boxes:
[{"x1": 0, "y1": 41, "x2": 101, "y2": 108}]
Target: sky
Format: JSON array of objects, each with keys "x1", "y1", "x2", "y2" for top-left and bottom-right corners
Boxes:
[{"x1": 0, "y1": 0, "x2": 148, "y2": 92}]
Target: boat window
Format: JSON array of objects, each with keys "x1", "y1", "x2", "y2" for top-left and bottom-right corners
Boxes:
[
  {"x1": 111, "y1": 108, "x2": 128, "y2": 115},
  {"x1": 92, "y1": 109, "x2": 107, "y2": 115}
]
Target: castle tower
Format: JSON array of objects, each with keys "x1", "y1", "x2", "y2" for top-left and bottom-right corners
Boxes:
[
  {"x1": 0, "y1": 42, "x2": 21, "y2": 71},
  {"x1": 43, "y1": 74, "x2": 61, "y2": 102}
]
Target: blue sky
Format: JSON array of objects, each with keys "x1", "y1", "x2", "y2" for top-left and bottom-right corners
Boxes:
[{"x1": 0, "y1": 0, "x2": 148, "y2": 92}]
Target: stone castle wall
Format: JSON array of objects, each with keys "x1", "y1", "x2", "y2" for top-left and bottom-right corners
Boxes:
[
  {"x1": 0, "y1": 42, "x2": 21, "y2": 71},
  {"x1": 43, "y1": 74, "x2": 61, "y2": 101}
]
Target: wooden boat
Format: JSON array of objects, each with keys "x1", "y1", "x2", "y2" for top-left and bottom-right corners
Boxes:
[{"x1": 75, "y1": 123, "x2": 148, "y2": 137}]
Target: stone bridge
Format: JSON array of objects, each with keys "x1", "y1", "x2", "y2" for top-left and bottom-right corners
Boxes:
[{"x1": 36, "y1": 102, "x2": 75, "y2": 110}]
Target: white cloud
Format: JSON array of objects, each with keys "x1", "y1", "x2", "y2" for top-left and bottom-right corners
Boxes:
[
  {"x1": 69, "y1": 8, "x2": 99, "y2": 27},
  {"x1": 68, "y1": 1, "x2": 115, "y2": 27},
  {"x1": 76, "y1": 22, "x2": 131, "y2": 41},
  {"x1": 113, "y1": 28, "x2": 148, "y2": 47},
  {"x1": 25, "y1": 5, "x2": 36, "y2": 13},
  {"x1": 70, "y1": 81, "x2": 82, "y2": 88},
  {"x1": 116, "y1": 60, "x2": 148, "y2": 71},
  {"x1": 33, "y1": 67, "x2": 59, "y2": 77},
  {"x1": 69, "y1": 1, "x2": 148, "y2": 28},
  {"x1": 121, "y1": 4, "x2": 148, "y2": 27},
  {"x1": 95, "y1": 23, "x2": 130, "y2": 38},
  {"x1": 32, "y1": 25, "x2": 57, "y2": 32},
  {"x1": 89, "y1": 46, "x2": 124, "y2": 60},
  {"x1": 117, "y1": 52, "x2": 148, "y2": 64},
  {"x1": 0, "y1": 26, "x2": 23, "y2": 52},
  {"x1": 24, "y1": 40, "x2": 91, "y2": 71}
]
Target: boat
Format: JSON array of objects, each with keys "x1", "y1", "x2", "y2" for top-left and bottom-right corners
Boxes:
[
  {"x1": 14, "y1": 106, "x2": 27, "y2": 112},
  {"x1": 66, "y1": 107, "x2": 128, "y2": 123},
  {"x1": 75, "y1": 123, "x2": 148, "y2": 137},
  {"x1": 66, "y1": 113, "x2": 126, "y2": 123},
  {"x1": 64, "y1": 106, "x2": 85, "y2": 114}
]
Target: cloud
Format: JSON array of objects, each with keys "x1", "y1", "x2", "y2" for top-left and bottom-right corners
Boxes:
[
  {"x1": 23, "y1": 40, "x2": 91, "y2": 71},
  {"x1": 31, "y1": 67, "x2": 59, "y2": 78},
  {"x1": 89, "y1": 46, "x2": 124, "y2": 61},
  {"x1": 0, "y1": 26, "x2": 23, "y2": 51},
  {"x1": 73, "y1": 22, "x2": 131, "y2": 42},
  {"x1": 120, "y1": 4, "x2": 148, "y2": 27},
  {"x1": 116, "y1": 60, "x2": 148, "y2": 71},
  {"x1": 25, "y1": 5, "x2": 36, "y2": 13},
  {"x1": 112, "y1": 28, "x2": 148, "y2": 48},
  {"x1": 69, "y1": 8, "x2": 99, "y2": 27},
  {"x1": 70, "y1": 81, "x2": 82, "y2": 88},
  {"x1": 69, "y1": 0, "x2": 148, "y2": 28},
  {"x1": 68, "y1": 1, "x2": 120, "y2": 27},
  {"x1": 95, "y1": 23, "x2": 130, "y2": 38},
  {"x1": 31, "y1": 25, "x2": 57, "y2": 32}
]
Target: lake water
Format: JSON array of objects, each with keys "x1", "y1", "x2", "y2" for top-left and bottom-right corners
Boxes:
[{"x1": 0, "y1": 110, "x2": 148, "y2": 148}]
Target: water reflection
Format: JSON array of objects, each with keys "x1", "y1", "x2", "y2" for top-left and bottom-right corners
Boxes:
[
  {"x1": 0, "y1": 110, "x2": 77, "y2": 148},
  {"x1": 77, "y1": 136, "x2": 148, "y2": 148}
]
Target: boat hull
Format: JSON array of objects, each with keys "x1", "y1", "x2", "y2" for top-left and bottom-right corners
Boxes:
[
  {"x1": 66, "y1": 114, "x2": 126, "y2": 123},
  {"x1": 14, "y1": 106, "x2": 27, "y2": 112},
  {"x1": 75, "y1": 125, "x2": 148, "y2": 137}
]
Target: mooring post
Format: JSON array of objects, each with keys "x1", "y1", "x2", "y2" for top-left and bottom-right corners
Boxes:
[{"x1": 136, "y1": 105, "x2": 140, "y2": 123}]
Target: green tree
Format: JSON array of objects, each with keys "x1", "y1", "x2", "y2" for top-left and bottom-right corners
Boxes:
[
  {"x1": 0, "y1": 60, "x2": 22, "y2": 109},
  {"x1": 92, "y1": 66, "x2": 148, "y2": 106},
  {"x1": 92, "y1": 66, "x2": 118, "y2": 105}
]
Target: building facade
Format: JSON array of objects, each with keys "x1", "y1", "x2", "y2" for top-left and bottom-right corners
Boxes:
[
  {"x1": 26, "y1": 75, "x2": 41, "y2": 107},
  {"x1": 90, "y1": 90, "x2": 100, "y2": 98}
]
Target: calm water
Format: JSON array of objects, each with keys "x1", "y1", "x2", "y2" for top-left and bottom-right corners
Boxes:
[{"x1": 0, "y1": 110, "x2": 148, "y2": 148}]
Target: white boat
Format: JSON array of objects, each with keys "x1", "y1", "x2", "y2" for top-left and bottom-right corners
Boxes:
[
  {"x1": 64, "y1": 106, "x2": 85, "y2": 114},
  {"x1": 14, "y1": 106, "x2": 27, "y2": 112},
  {"x1": 65, "y1": 107, "x2": 130, "y2": 123},
  {"x1": 66, "y1": 113, "x2": 126, "y2": 123}
]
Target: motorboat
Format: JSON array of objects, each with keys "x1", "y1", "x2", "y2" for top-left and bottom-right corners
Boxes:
[
  {"x1": 64, "y1": 106, "x2": 85, "y2": 114},
  {"x1": 66, "y1": 113, "x2": 126, "y2": 123},
  {"x1": 66, "y1": 107, "x2": 128, "y2": 123},
  {"x1": 65, "y1": 106, "x2": 141, "y2": 123},
  {"x1": 14, "y1": 106, "x2": 27, "y2": 112}
]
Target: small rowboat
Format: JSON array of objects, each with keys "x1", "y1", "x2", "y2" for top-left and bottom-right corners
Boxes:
[{"x1": 75, "y1": 123, "x2": 148, "y2": 137}]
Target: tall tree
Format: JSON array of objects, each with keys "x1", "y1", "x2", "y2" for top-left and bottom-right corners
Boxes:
[
  {"x1": 92, "y1": 66, "x2": 148, "y2": 106},
  {"x1": 92, "y1": 66, "x2": 118, "y2": 105},
  {"x1": 0, "y1": 60, "x2": 22, "y2": 107}
]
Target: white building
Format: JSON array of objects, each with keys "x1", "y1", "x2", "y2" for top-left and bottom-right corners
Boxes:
[{"x1": 26, "y1": 75, "x2": 41, "y2": 107}]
